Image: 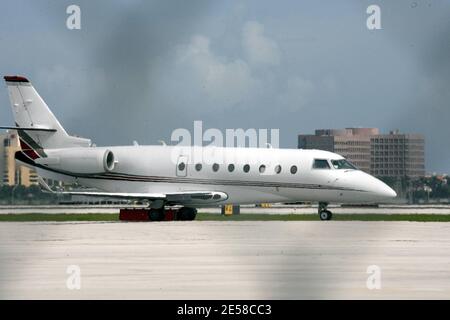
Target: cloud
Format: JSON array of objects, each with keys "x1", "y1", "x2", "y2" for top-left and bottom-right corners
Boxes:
[
  {"x1": 242, "y1": 21, "x2": 281, "y2": 67},
  {"x1": 153, "y1": 20, "x2": 317, "y2": 115},
  {"x1": 152, "y1": 35, "x2": 257, "y2": 110},
  {"x1": 32, "y1": 65, "x2": 108, "y2": 122},
  {"x1": 277, "y1": 76, "x2": 315, "y2": 111},
  {"x1": 168, "y1": 35, "x2": 258, "y2": 109}
]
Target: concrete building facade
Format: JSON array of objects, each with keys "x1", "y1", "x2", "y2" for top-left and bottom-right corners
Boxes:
[
  {"x1": 0, "y1": 132, "x2": 38, "y2": 187},
  {"x1": 298, "y1": 128, "x2": 425, "y2": 178},
  {"x1": 371, "y1": 130, "x2": 425, "y2": 178}
]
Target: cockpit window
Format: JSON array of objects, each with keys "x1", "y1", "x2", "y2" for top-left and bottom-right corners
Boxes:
[
  {"x1": 313, "y1": 159, "x2": 330, "y2": 169},
  {"x1": 331, "y1": 159, "x2": 358, "y2": 170}
]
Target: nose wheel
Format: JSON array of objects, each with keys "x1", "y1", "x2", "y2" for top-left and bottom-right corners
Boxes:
[
  {"x1": 318, "y1": 202, "x2": 332, "y2": 221},
  {"x1": 319, "y1": 210, "x2": 332, "y2": 221}
]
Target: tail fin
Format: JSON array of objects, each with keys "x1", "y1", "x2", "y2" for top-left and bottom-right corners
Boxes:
[{"x1": 3, "y1": 75, "x2": 91, "y2": 150}]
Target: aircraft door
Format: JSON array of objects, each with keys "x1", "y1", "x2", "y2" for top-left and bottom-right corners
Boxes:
[{"x1": 176, "y1": 155, "x2": 188, "y2": 177}]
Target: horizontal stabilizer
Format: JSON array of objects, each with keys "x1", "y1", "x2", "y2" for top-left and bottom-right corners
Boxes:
[{"x1": 0, "y1": 126, "x2": 57, "y2": 132}]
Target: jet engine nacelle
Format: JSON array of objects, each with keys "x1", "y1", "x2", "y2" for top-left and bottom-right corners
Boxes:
[{"x1": 36, "y1": 148, "x2": 116, "y2": 174}]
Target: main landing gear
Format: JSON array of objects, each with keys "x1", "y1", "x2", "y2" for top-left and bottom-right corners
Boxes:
[
  {"x1": 147, "y1": 207, "x2": 197, "y2": 221},
  {"x1": 175, "y1": 207, "x2": 197, "y2": 221},
  {"x1": 318, "y1": 202, "x2": 332, "y2": 221},
  {"x1": 148, "y1": 208, "x2": 165, "y2": 221},
  {"x1": 119, "y1": 206, "x2": 197, "y2": 222}
]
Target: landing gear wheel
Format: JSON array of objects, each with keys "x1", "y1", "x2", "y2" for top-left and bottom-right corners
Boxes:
[
  {"x1": 149, "y1": 208, "x2": 165, "y2": 221},
  {"x1": 177, "y1": 207, "x2": 197, "y2": 221},
  {"x1": 319, "y1": 210, "x2": 332, "y2": 221}
]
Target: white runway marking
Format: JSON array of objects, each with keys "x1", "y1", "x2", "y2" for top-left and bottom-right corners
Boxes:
[{"x1": 0, "y1": 221, "x2": 449, "y2": 299}]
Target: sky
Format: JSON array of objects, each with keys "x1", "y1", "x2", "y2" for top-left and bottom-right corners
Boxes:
[{"x1": 0, "y1": 0, "x2": 449, "y2": 173}]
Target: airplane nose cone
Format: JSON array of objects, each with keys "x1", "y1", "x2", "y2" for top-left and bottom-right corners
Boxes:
[
  {"x1": 381, "y1": 184, "x2": 397, "y2": 198},
  {"x1": 333, "y1": 171, "x2": 397, "y2": 202},
  {"x1": 346, "y1": 171, "x2": 397, "y2": 201},
  {"x1": 371, "y1": 177, "x2": 397, "y2": 199}
]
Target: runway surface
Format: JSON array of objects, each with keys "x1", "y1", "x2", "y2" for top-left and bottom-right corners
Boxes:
[
  {"x1": 3, "y1": 204, "x2": 450, "y2": 214},
  {"x1": 0, "y1": 221, "x2": 449, "y2": 299}
]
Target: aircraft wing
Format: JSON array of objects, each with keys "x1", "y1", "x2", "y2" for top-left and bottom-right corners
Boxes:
[
  {"x1": 59, "y1": 190, "x2": 166, "y2": 199},
  {"x1": 56, "y1": 190, "x2": 228, "y2": 205},
  {"x1": 38, "y1": 177, "x2": 228, "y2": 205}
]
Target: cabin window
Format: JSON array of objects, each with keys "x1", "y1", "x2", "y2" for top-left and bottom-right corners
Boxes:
[
  {"x1": 243, "y1": 164, "x2": 250, "y2": 173},
  {"x1": 290, "y1": 165, "x2": 298, "y2": 174},
  {"x1": 275, "y1": 165, "x2": 281, "y2": 174},
  {"x1": 178, "y1": 162, "x2": 186, "y2": 171},
  {"x1": 313, "y1": 159, "x2": 330, "y2": 169},
  {"x1": 212, "y1": 163, "x2": 220, "y2": 172},
  {"x1": 259, "y1": 165, "x2": 266, "y2": 174},
  {"x1": 195, "y1": 163, "x2": 202, "y2": 171},
  {"x1": 228, "y1": 164, "x2": 235, "y2": 172}
]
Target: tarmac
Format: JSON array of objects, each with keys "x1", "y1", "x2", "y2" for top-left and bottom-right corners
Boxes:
[
  {"x1": 0, "y1": 221, "x2": 449, "y2": 299},
  {"x1": 2, "y1": 204, "x2": 450, "y2": 214}
]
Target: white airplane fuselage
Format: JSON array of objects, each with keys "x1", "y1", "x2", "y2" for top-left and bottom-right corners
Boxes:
[{"x1": 33, "y1": 145, "x2": 396, "y2": 206}]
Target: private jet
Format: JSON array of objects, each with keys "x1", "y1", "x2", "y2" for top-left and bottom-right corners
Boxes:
[{"x1": 1, "y1": 75, "x2": 396, "y2": 221}]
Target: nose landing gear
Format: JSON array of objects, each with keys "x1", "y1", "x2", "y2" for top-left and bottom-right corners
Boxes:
[{"x1": 318, "y1": 202, "x2": 332, "y2": 221}]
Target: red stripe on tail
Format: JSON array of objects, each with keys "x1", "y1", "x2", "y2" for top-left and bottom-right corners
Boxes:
[{"x1": 19, "y1": 139, "x2": 40, "y2": 160}]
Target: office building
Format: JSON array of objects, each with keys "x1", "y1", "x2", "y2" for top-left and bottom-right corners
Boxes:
[
  {"x1": 370, "y1": 130, "x2": 425, "y2": 178},
  {"x1": 298, "y1": 128, "x2": 425, "y2": 178},
  {"x1": 0, "y1": 132, "x2": 38, "y2": 186}
]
